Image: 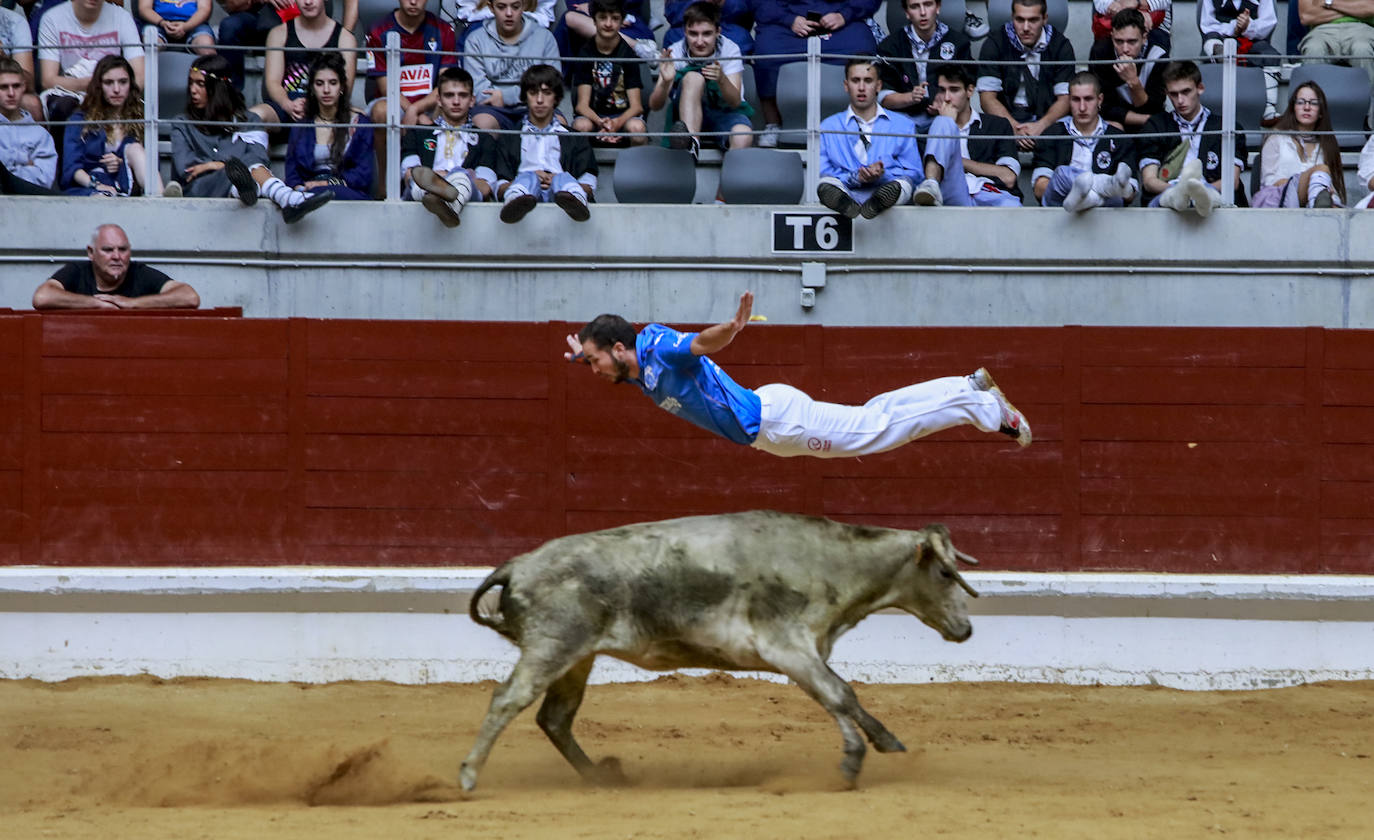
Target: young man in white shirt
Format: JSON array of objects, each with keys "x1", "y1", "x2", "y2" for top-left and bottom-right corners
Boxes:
[
  {"x1": 490, "y1": 64, "x2": 597, "y2": 223},
  {"x1": 36, "y1": 0, "x2": 145, "y2": 120}
]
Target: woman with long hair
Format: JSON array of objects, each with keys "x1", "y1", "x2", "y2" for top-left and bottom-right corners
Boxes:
[
  {"x1": 1256, "y1": 82, "x2": 1345, "y2": 208},
  {"x1": 62, "y1": 55, "x2": 148, "y2": 196},
  {"x1": 284, "y1": 53, "x2": 375, "y2": 200},
  {"x1": 167, "y1": 53, "x2": 332, "y2": 223}
]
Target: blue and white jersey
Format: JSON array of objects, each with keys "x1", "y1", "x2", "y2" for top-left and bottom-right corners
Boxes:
[{"x1": 633, "y1": 324, "x2": 762, "y2": 445}]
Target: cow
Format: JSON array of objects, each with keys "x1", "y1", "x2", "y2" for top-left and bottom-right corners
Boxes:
[{"x1": 459, "y1": 510, "x2": 980, "y2": 790}]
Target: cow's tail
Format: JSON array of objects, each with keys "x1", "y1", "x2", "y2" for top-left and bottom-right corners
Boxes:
[{"x1": 468, "y1": 564, "x2": 514, "y2": 639}]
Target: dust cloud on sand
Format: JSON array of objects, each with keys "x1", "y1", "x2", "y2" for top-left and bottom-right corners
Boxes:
[{"x1": 2, "y1": 673, "x2": 1371, "y2": 839}]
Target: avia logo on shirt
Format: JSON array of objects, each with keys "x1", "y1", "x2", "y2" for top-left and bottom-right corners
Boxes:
[
  {"x1": 659, "y1": 397, "x2": 683, "y2": 414},
  {"x1": 643, "y1": 365, "x2": 659, "y2": 390}
]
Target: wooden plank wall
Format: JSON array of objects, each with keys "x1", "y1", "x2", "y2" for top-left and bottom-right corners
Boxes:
[{"x1": 4, "y1": 314, "x2": 1371, "y2": 572}]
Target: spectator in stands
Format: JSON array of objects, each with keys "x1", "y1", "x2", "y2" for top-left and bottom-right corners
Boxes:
[
  {"x1": 464, "y1": 0, "x2": 561, "y2": 131},
  {"x1": 62, "y1": 55, "x2": 149, "y2": 196},
  {"x1": 1139, "y1": 60, "x2": 1248, "y2": 215},
  {"x1": 138, "y1": 0, "x2": 217, "y2": 54},
  {"x1": 1297, "y1": 0, "x2": 1374, "y2": 123},
  {"x1": 1354, "y1": 132, "x2": 1374, "y2": 208},
  {"x1": 1, "y1": 3, "x2": 43, "y2": 117},
  {"x1": 285, "y1": 52, "x2": 374, "y2": 199},
  {"x1": 402, "y1": 66, "x2": 497, "y2": 226},
  {"x1": 491, "y1": 63, "x2": 596, "y2": 222},
  {"x1": 751, "y1": 0, "x2": 881, "y2": 148},
  {"x1": 571, "y1": 0, "x2": 648, "y2": 146},
  {"x1": 911, "y1": 62, "x2": 1023, "y2": 207},
  {"x1": 37, "y1": 0, "x2": 145, "y2": 128},
  {"x1": 168, "y1": 54, "x2": 333, "y2": 221},
  {"x1": 815, "y1": 57, "x2": 920, "y2": 219},
  {"x1": 1199, "y1": 0, "x2": 1280, "y2": 125},
  {"x1": 1030, "y1": 71, "x2": 1139, "y2": 210},
  {"x1": 33, "y1": 223, "x2": 201, "y2": 310},
  {"x1": 648, "y1": 1, "x2": 752, "y2": 157},
  {"x1": 1, "y1": 56, "x2": 58, "y2": 194},
  {"x1": 1255, "y1": 82, "x2": 1345, "y2": 206},
  {"x1": 259, "y1": 0, "x2": 357, "y2": 128},
  {"x1": 1092, "y1": 0, "x2": 1171, "y2": 47},
  {"x1": 664, "y1": 0, "x2": 753, "y2": 53},
  {"x1": 1089, "y1": 9, "x2": 1166, "y2": 131},
  {"x1": 556, "y1": 0, "x2": 656, "y2": 63},
  {"x1": 216, "y1": 0, "x2": 362, "y2": 91},
  {"x1": 977, "y1": 0, "x2": 1074, "y2": 151},
  {"x1": 875, "y1": 0, "x2": 972, "y2": 132},
  {"x1": 445, "y1": 0, "x2": 555, "y2": 47}
]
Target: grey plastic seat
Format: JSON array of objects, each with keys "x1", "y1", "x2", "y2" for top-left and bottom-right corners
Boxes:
[
  {"x1": 610, "y1": 146, "x2": 697, "y2": 203},
  {"x1": 776, "y1": 61, "x2": 849, "y2": 146},
  {"x1": 885, "y1": 0, "x2": 967, "y2": 39},
  {"x1": 1287, "y1": 63, "x2": 1372, "y2": 149},
  {"x1": 985, "y1": 0, "x2": 1068, "y2": 34},
  {"x1": 1198, "y1": 63, "x2": 1267, "y2": 145},
  {"x1": 718, "y1": 148, "x2": 804, "y2": 204},
  {"x1": 157, "y1": 50, "x2": 198, "y2": 124}
]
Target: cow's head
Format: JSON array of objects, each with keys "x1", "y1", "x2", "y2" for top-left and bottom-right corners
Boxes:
[{"x1": 906, "y1": 523, "x2": 979, "y2": 643}]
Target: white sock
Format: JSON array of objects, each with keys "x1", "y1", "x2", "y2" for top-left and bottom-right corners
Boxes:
[
  {"x1": 446, "y1": 171, "x2": 473, "y2": 206},
  {"x1": 409, "y1": 179, "x2": 427, "y2": 202},
  {"x1": 260, "y1": 175, "x2": 304, "y2": 209}
]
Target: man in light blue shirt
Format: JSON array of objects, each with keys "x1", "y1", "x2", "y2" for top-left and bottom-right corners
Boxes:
[
  {"x1": 816, "y1": 58, "x2": 925, "y2": 220},
  {"x1": 565, "y1": 292, "x2": 1033, "y2": 458}
]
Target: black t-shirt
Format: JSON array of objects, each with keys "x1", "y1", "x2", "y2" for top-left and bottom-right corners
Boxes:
[
  {"x1": 53, "y1": 261, "x2": 174, "y2": 298},
  {"x1": 572, "y1": 39, "x2": 644, "y2": 117}
]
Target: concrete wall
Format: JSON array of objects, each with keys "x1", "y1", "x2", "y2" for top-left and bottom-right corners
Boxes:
[{"x1": 4, "y1": 197, "x2": 1372, "y2": 327}]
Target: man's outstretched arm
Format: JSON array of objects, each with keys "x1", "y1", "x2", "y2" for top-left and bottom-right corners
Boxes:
[{"x1": 690, "y1": 291, "x2": 753, "y2": 356}]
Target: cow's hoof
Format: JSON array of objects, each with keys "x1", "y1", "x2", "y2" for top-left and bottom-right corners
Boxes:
[
  {"x1": 873, "y1": 735, "x2": 906, "y2": 754},
  {"x1": 458, "y1": 763, "x2": 478, "y2": 792},
  {"x1": 589, "y1": 756, "x2": 628, "y2": 786}
]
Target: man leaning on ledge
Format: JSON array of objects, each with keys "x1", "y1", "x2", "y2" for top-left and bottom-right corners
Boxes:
[{"x1": 33, "y1": 224, "x2": 200, "y2": 310}]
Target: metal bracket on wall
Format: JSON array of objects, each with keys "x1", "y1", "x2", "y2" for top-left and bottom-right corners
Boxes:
[{"x1": 800, "y1": 261, "x2": 826, "y2": 309}]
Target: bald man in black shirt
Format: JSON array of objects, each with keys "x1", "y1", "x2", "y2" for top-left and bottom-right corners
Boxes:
[{"x1": 33, "y1": 224, "x2": 200, "y2": 310}]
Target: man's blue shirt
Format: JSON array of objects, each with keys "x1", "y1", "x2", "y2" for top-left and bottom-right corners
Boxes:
[{"x1": 632, "y1": 324, "x2": 762, "y2": 445}]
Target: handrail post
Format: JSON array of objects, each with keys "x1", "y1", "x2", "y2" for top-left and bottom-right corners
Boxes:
[
  {"x1": 1220, "y1": 39, "x2": 1237, "y2": 206},
  {"x1": 804, "y1": 36, "x2": 821, "y2": 203},
  {"x1": 144, "y1": 28, "x2": 162, "y2": 196},
  {"x1": 385, "y1": 31, "x2": 402, "y2": 202}
]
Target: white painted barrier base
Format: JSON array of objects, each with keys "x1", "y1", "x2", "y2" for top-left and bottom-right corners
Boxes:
[{"x1": 3, "y1": 569, "x2": 1372, "y2": 691}]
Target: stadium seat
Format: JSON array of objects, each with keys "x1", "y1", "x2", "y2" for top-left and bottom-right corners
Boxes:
[
  {"x1": 1287, "y1": 63, "x2": 1372, "y2": 149},
  {"x1": 1198, "y1": 63, "x2": 1267, "y2": 146},
  {"x1": 775, "y1": 61, "x2": 848, "y2": 147},
  {"x1": 718, "y1": 148, "x2": 804, "y2": 204},
  {"x1": 610, "y1": 146, "x2": 697, "y2": 203},
  {"x1": 158, "y1": 50, "x2": 198, "y2": 122},
  {"x1": 884, "y1": 0, "x2": 966, "y2": 39},
  {"x1": 985, "y1": 0, "x2": 1068, "y2": 34},
  {"x1": 355, "y1": 0, "x2": 414, "y2": 38}
]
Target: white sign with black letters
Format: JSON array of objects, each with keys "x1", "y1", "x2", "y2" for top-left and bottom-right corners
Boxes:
[{"x1": 772, "y1": 212, "x2": 854, "y2": 254}]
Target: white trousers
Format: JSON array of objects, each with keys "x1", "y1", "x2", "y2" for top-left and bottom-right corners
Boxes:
[{"x1": 749, "y1": 377, "x2": 1002, "y2": 459}]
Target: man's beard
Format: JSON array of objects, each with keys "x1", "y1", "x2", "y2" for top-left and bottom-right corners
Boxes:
[{"x1": 611, "y1": 357, "x2": 630, "y2": 383}]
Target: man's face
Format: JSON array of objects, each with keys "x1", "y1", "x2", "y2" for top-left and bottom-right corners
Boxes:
[
  {"x1": 87, "y1": 227, "x2": 132, "y2": 284},
  {"x1": 1011, "y1": 2, "x2": 1046, "y2": 48},
  {"x1": 1068, "y1": 82, "x2": 1101, "y2": 124},
  {"x1": 843, "y1": 63, "x2": 881, "y2": 110},
  {"x1": 0, "y1": 73, "x2": 24, "y2": 114},
  {"x1": 298, "y1": 0, "x2": 323, "y2": 19},
  {"x1": 525, "y1": 83, "x2": 557, "y2": 122},
  {"x1": 934, "y1": 75, "x2": 971, "y2": 113},
  {"x1": 398, "y1": 0, "x2": 426, "y2": 17},
  {"x1": 593, "y1": 10, "x2": 624, "y2": 40},
  {"x1": 437, "y1": 81, "x2": 473, "y2": 123},
  {"x1": 904, "y1": 0, "x2": 941, "y2": 34},
  {"x1": 684, "y1": 20, "x2": 718, "y2": 58},
  {"x1": 1166, "y1": 77, "x2": 1202, "y2": 120},
  {"x1": 579, "y1": 340, "x2": 632, "y2": 383},
  {"x1": 73, "y1": 0, "x2": 103, "y2": 17},
  {"x1": 493, "y1": 0, "x2": 525, "y2": 37},
  {"x1": 1111, "y1": 25, "x2": 1144, "y2": 60}
]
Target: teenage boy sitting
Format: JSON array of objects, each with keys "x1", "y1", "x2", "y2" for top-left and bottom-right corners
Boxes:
[
  {"x1": 816, "y1": 58, "x2": 922, "y2": 219},
  {"x1": 571, "y1": 0, "x2": 648, "y2": 146},
  {"x1": 402, "y1": 67, "x2": 499, "y2": 228},
  {"x1": 491, "y1": 64, "x2": 598, "y2": 223},
  {"x1": 648, "y1": 1, "x2": 753, "y2": 157}
]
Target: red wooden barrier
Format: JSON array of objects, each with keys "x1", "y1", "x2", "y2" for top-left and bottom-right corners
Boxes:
[{"x1": 2, "y1": 314, "x2": 1371, "y2": 572}]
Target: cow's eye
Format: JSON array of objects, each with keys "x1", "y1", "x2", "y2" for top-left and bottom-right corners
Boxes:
[{"x1": 939, "y1": 568, "x2": 954, "y2": 579}]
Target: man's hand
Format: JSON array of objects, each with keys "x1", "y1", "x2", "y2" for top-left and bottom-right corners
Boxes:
[
  {"x1": 287, "y1": 98, "x2": 307, "y2": 120},
  {"x1": 658, "y1": 49, "x2": 676, "y2": 85},
  {"x1": 1234, "y1": 8, "x2": 1251, "y2": 35},
  {"x1": 91, "y1": 294, "x2": 132, "y2": 308},
  {"x1": 1012, "y1": 120, "x2": 1037, "y2": 150},
  {"x1": 819, "y1": 12, "x2": 845, "y2": 29},
  {"x1": 1114, "y1": 58, "x2": 1139, "y2": 85},
  {"x1": 483, "y1": 88, "x2": 504, "y2": 107},
  {"x1": 1105, "y1": 0, "x2": 1131, "y2": 13},
  {"x1": 791, "y1": 16, "x2": 818, "y2": 36},
  {"x1": 727, "y1": 290, "x2": 754, "y2": 333},
  {"x1": 936, "y1": 98, "x2": 959, "y2": 119},
  {"x1": 563, "y1": 333, "x2": 586, "y2": 362},
  {"x1": 856, "y1": 160, "x2": 885, "y2": 183},
  {"x1": 164, "y1": 20, "x2": 185, "y2": 38},
  {"x1": 701, "y1": 61, "x2": 722, "y2": 83}
]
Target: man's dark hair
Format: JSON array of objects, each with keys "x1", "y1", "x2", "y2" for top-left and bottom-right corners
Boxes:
[
  {"x1": 1068, "y1": 70, "x2": 1101, "y2": 95},
  {"x1": 579, "y1": 314, "x2": 637, "y2": 351},
  {"x1": 933, "y1": 63, "x2": 975, "y2": 89},
  {"x1": 437, "y1": 65, "x2": 474, "y2": 92},
  {"x1": 0, "y1": 56, "x2": 23, "y2": 79},
  {"x1": 1011, "y1": 0, "x2": 1048, "y2": 15},
  {"x1": 845, "y1": 57, "x2": 879, "y2": 75},
  {"x1": 519, "y1": 63, "x2": 563, "y2": 104},
  {"x1": 1162, "y1": 60, "x2": 1202, "y2": 87},
  {"x1": 590, "y1": 0, "x2": 625, "y2": 18},
  {"x1": 1110, "y1": 8, "x2": 1146, "y2": 32},
  {"x1": 682, "y1": 1, "x2": 721, "y2": 29}
]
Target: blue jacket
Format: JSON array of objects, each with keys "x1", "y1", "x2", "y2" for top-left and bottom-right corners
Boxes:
[
  {"x1": 61, "y1": 113, "x2": 138, "y2": 195},
  {"x1": 0, "y1": 109, "x2": 57, "y2": 189},
  {"x1": 818, "y1": 106, "x2": 921, "y2": 189},
  {"x1": 284, "y1": 112, "x2": 375, "y2": 200},
  {"x1": 750, "y1": 0, "x2": 881, "y2": 29}
]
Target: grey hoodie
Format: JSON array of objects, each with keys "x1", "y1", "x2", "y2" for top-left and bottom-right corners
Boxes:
[
  {"x1": 0, "y1": 109, "x2": 57, "y2": 189},
  {"x1": 461, "y1": 13, "x2": 561, "y2": 109}
]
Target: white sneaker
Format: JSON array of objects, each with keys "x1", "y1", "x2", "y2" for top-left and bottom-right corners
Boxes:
[
  {"x1": 971, "y1": 368, "x2": 1032, "y2": 448},
  {"x1": 913, "y1": 178, "x2": 943, "y2": 206},
  {"x1": 1110, "y1": 162, "x2": 1132, "y2": 197},
  {"x1": 1062, "y1": 172, "x2": 1100, "y2": 212},
  {"x1": 633, "y1": 39, "x2": 660, "y2": 64},
  {"x1": 162, "y1": 180, "x2": 182, "y2": 198},
  {"x1": 758, "y1": 123, "x2": 780, "y2": 148},
  {"x1": 1184, "y1": 178, "x2": 1215, "y2": 217},
  {"x1": 1158, "y1": 183, "x2": 1191, "y2": 212},
  {"x1": 1178, "y1": 158, "x2": 1203, "y2": 184},
  {"x1": 964, "y1": 10, "x2": 989, "y2": 38}
]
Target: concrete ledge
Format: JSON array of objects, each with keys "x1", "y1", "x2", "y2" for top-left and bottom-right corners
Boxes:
[{"x1": 3, "y1": 568, "x2": 1371, "y2": 691}]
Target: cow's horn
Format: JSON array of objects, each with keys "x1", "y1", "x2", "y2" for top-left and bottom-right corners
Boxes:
[{"x1": 955, "y1": 549, "x2": 980, "y2": 566}]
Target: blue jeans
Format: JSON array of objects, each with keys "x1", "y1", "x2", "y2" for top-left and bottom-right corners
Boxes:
[
  {"x1": 506, "y1": 170, "x2": 587, "y2": 201},
  {"x1": 921, "y1": 115, "x2": 1023, "y2": 207}
]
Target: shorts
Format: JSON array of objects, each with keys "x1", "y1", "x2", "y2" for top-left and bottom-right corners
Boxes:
[
  {"x1": 469, "y1": 103, "x2": 527, "y2": 130},
  {"x1": 264, "y1": 96, "x2": 304, "y2": 125},
  {"x1": 145, "y1": 22, "x2": 217, "y2": 43}
]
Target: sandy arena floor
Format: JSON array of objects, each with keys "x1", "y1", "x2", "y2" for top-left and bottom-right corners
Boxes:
[{"x1": 2, "y1": 674, "x2": 1371, "y2": 839}]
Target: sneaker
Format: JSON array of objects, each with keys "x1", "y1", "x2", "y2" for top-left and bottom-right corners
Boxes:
[
  {"x1": 1158, "y1": 183, "x2": 1191, "y2": 213},
  {"x1": 633, "y1": 38, "x2": 660, "y2": 64},
  {"x1": 968, "y1": 367, "x2": 995, "y2": 392},
  {"x1": 411, "y1": 165, "x2": 459, "y2": 202},
  {"x1": 1312, "y1": 189, "x2": 1333, "y2": 208},
  {"x1": 281, "y1": 189, "x2": 331, "y2": 224},
  {"x1": 972, "y1": 369, "x2": 1032, "y2": 448},
  {"x1": 421, "y1": 192, "x2": 462, "y2": 228},
  {"x1": 223, "y1": 157, "x2": 259, "y2": 207},
  {"x1": 1062, "y1": 172, "x2": 1101, "y2": 212},
  {"x1": 817, "y1": 181, "x2": 861, "y2": 219},
  {"x1": 913, "y1": 177, "x2": 943, "y2": 206},
  {"x1": 161, "y1": 180, "x2": 182, "y2": 198},
  {"x1": 1183, "y1": 177, "x2": 1214, "y2": 217},
  {"x1": 667, "y1": 119, "x2": 693, "y2": 151},
  {"x1": 964, "y1": 10, "x2": 989, "y2": 39},
  {"x1": 500, "y1": 193, "x2": 538, "y2": 223},
  {"x1": 859, "y1": 180, "x2": 904, "y2": 219},
  {"x1": 554, "y1": 189, "x2": 591, "y2": 221},
  {"x1": 758, "y1": 123, "x2": 781, "y2": 148}
]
